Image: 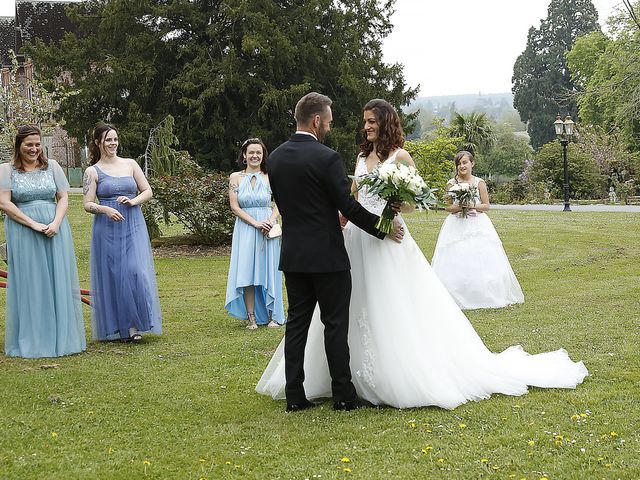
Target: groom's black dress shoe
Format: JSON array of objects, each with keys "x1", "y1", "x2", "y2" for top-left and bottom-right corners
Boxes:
[
  {"x1": 333, "y1": 396, "x2": 375, "y2": 411},
  {"x1": 285, "y1": 399, "x2": 318, "y2": 413}
]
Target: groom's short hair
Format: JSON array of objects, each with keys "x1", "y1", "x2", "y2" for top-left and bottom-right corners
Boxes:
[{"x1": 294, "y1": 92, "x2": 332, "y2": 126}]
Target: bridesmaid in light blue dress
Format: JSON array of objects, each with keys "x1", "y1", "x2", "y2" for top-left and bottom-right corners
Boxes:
[
  {"x1": 83, "y1": 123, "x2": 161, "y2": 342},
  {"x1": 0, "y1": 125, "x2": 85, "y2": 358},
  {"x1": 225, "y1": 138, "x2": 285, "y2": 330}
]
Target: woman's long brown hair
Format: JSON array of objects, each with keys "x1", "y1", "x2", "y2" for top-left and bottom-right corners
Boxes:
[{"x1": 359, "y1": 99, "x2": 405, "y2": 162}]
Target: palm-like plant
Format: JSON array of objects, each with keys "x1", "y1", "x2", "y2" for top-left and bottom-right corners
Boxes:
[{"x1": 449, "y1": 112, "x2": 496, "y2": 155}]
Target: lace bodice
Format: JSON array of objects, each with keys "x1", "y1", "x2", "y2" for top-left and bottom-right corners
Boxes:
[
  {"x1": 354, "y1": 151, "x2": 399, "y2": 215},
  {"x1": 0, "y1": 160, "x2": 69, "y2": 204}
]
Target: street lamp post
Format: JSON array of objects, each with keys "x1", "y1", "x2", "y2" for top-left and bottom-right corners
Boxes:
[{"x1": 553, "y1": 114, "x2": 575, "y2": 212}]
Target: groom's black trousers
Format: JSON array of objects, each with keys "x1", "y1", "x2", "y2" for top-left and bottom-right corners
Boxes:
[{"x1": 283, "y1": 270, "x2": 357, "y2": 404}]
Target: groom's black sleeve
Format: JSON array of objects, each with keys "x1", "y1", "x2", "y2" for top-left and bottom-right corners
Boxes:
[{"x1": 323, "y1": 151, "x2": 386, "y2": 240}]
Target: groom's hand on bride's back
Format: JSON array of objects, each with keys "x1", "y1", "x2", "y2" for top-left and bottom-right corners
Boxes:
[{"x1": 388, "y1": 218, "x2": 404, "y2": 243}]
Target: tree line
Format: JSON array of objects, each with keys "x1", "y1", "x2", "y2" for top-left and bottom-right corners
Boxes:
[{"x1": 28, "y1": 0, "x2": 416, "y2": 170}]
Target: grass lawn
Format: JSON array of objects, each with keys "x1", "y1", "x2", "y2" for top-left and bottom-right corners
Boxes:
[{"x1": 0, "y1": 195, "x2": 638, "y2": 479}]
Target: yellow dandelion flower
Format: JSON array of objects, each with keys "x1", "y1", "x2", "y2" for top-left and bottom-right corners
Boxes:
[
  {"x1": 571, "y1": 414, "x2": 579, "y2": 421},
  {"x1": 425, "y1": 429, "x2": 432, "y2": 433},
  {"x1": 108, "y1": 447, "x2": 113, "y2": 454},
  {"x1": 143, "y1": 460, "x2": 151, "y2": 466},
  {"x1": 527, "y1": 440, "x2": 535, "y2": 446},
  {"x1": 610, "y1": 431, "x2": 618, "y2": 437},
  {"x1": 437, "y1": 458, "x2": 444, "y2": 463},
  {"x1": 597, "y1": 457, "x2": 604, "y2": 462},
  {"x1": 341, "y1": 457, "x2": 350, "y2": 463},
  {"x1": 605, "y1": 463, "x2": 612, "y2": 468},
  {"x1": 225, "y1": 461, "x2": 232, "y2": 465},
  {"x1": 198, "y1": 477, "x2": 207, "y2": 480},
  {"x1": 199, "y1": 458, "x2": 206, "y2": 464},
  {"x1": 421, "y1": 445, "x2": 433, "y2": 454},
  {"x1": 480, "y1": 458, "x2": 488, "y2": 463},
  {"x1": 458, "y1": 423, "x2": 466, "y2": 429},
  {"x1": 492, "y1": 465, "x2": 499, "y2": 470},
  {"x1": 51, "y1": 432, "x2": 58, "y2": 438},
  {"x1": 580, "y1": 413, "x2": 588, "y2": 418},
  {"x1": 343, "y1": 467, "x2": 352, "y2": 473}
]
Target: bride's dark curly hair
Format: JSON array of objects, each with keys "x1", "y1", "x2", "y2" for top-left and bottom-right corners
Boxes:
[{"x1": 359, "y1": 99, "x2": 405, "y2": 161}]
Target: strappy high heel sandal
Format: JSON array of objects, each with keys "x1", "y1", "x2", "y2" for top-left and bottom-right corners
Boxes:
[{"x1": 246, "y1": 312, "x2": 258, "y2": 330}]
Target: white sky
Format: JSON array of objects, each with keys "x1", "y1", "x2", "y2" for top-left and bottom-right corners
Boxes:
[
  {"x1": 382, "y1": 0, "x2": 624, "y2": 96},
  {"x1": 0, "y1": 0, "x2": 624, "y2": 96}
]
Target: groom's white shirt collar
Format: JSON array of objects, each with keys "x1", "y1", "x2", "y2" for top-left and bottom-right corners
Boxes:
[{"x1": 295, "y1": 130, "x2": 317, "y2": 141}]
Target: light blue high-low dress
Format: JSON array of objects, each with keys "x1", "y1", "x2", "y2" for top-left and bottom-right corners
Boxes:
[
  {"x1": 225, "y1": 172, "x2": 285, "y2": 325},
  {"x1": 90, "y1": 165, "x2": 162, "y2": 340},
  {"x1": 0, "y1": 160, "x2": 86, "y2": 358}
]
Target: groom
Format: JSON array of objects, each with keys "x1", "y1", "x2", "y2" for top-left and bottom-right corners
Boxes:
[{"x1": 268, "y1": 92, "x2": 404, "y2": 412}]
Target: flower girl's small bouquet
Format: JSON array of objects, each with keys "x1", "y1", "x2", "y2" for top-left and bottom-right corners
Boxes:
[
  {"x1": 446, "y1": 182, "x2": 478, "y2": 218},
  {"x1": 355, "y1": 162, "x2": 439, "y2": 234}
]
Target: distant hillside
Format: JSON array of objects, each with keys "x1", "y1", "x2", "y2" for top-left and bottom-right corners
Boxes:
[
  {"x1": 409, "y1": 93, "x2": 514, "y2": 112},
  {"x1": 405, "y1": 92, "x2": 525, "y2": 139}
]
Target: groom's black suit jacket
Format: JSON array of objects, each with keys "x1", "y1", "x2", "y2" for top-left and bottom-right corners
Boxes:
[{"x1": 268, "y1": 133, "x2": 385, "y2": 272}]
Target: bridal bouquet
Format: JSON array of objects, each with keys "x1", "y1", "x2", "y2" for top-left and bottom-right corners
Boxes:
[
  {"x1": 356, "y1": 162, "x2": 439, "y2": 234},
  {"x1": 446, "y1": 182, "x2": 478, "y2": 218}
]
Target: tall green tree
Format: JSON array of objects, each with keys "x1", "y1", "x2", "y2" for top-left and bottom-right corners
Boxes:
[
  {"x1": 566, "y1": 5, "x2": 640, "y2": 154},
  {"x1": 512, "y1": 0, "x2": 600, "y2": 149},
  {"x1": 29, "y1": 0, "x2": 417, "y2": 170}
]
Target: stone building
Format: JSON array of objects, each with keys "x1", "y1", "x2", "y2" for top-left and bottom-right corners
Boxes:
[{"x1": 1, "y1": 0, "x2": 83, "y2": 183}]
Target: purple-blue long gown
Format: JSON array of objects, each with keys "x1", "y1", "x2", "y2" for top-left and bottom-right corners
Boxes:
[{"x1": 90, "y1": 166, "x2": 162, "y2": 340}]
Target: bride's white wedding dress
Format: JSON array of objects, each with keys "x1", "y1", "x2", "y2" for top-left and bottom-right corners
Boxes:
[{"x1": 256, "y1": 153, "x2": 588, "y2": 409}]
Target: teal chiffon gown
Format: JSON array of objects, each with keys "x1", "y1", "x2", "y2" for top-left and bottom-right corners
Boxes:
[{"x1": 0, "y1": 160, "x2": 86, "y2": 358}]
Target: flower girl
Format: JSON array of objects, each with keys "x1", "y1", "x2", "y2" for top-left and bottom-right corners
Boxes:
[{"x1": 431, "y1": 151, "x2": 524, "y2": 309}]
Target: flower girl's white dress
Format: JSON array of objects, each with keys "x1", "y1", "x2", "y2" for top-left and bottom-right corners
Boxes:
[
  {"x1": 256, "y1": 154, "x2": 587, "y2": 409},
  {"x1": 432, "y1": 176, "x2": 524, "y2": 309}
]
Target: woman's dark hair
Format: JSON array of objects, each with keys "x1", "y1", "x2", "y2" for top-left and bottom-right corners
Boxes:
[
  {"x1": 13, "y1": 124, "x2": 48, "y2": 171},
  {"x1": 89, "y1": 122, "x2": 116, "y2": 165},
  {"x1": 359, "y1": 99, "x2": 405, "y2": 162},
  {"x1": 237, "y1": 138, "x2": 268, "y2": 173},
  {"x1": 453, "y1": 150, "x2": 474, "y2": 183}
]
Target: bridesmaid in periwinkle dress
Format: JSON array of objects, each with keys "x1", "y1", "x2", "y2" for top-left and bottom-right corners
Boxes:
[
  {"x1": 225, "y1": 138, "x2": 285, "y2": 330},
  {"x1": 82, "y1": 123, "x2": 161, "y2": 342},
  {"x1": 0, "y1": 125, "x2": 85, "y2": 358}
]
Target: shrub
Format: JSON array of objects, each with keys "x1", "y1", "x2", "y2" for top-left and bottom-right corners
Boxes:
[{"x1": 150, "y1": 171, "x2": 234, "y2": 246}]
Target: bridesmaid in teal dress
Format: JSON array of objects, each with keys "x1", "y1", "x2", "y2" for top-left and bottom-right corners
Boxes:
[
  {"x1": 0, "y1": 125, "x2": 86, "y2": 358},
  {"x1": 225, "y1": 138, "x2": 285, "y2": 330}
]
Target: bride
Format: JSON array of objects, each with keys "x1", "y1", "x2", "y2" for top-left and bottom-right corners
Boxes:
[{"x1": 256, "y1": 99, "x2": 588, "y2": 409}]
